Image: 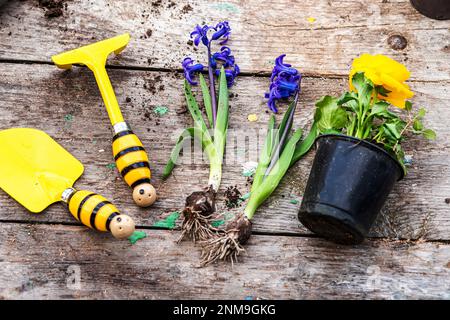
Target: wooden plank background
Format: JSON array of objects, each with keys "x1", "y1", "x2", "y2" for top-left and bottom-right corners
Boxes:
[{"x1": 0, "y1": 0, "x2": 449, "y2": 299}]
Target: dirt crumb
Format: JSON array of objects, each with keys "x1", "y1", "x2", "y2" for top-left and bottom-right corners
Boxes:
[
  {"x1": 145, "y1": 75, "x2": 163, "y2": 94},
  {"x1": 445, "y1": 198, "x2": 450, "y2": 204},
  {"x1": 181, "y1": 4, "x2": 193, "y2": 14},
  {"x1": 152, "y1": 0, "x2": 162, "y2": 7},
  {"x1": 225, "y1": 186, "x2": 242, "y2": 209},
  {"x1": 38, "y1": 0, "x2": 67, "y2": 18}
]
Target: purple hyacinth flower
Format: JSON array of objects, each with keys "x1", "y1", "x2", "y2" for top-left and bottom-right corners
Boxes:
[
  {"x1": 212, "y1": 21, "x2": 231, "y2": 45},
  {"x1": 270, "y1": 54, "x2": 299, "y2": 81},
  {"x1": 182, "y1": 57, "x2": 204, "y2": 86},
  {"x1": 265, "y1": 55, "x2": 301, "y2": 113},
  {"x1": 190, "y1": 24, "x2": 211, "y2": 46},
  {"x1": 211, "y1": 46, "x2": 235, "y2": 69},
  {"x1": 215, "y1": 64, "x2": 240, "y2": 88},
  {"x1": 211, "y1": 46, "x2": 239, "y2": 88}
]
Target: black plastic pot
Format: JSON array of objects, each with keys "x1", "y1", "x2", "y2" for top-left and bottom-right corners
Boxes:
[
  {"x1": 298, "y1": 134, "x2": 404, "y2": 244},
  {"x1": 410, "y1": 0, "x2": 450, "y2": 20}
]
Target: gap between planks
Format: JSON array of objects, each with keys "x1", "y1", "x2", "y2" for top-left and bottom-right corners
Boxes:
[
  {"x1": 2, "y1": 219, "x2": 450, "y2": 245},
  {"x1": 0, "y1": 58, "x2": 448, "y2": 83}
]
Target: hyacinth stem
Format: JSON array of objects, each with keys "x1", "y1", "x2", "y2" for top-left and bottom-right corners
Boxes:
[
  {"x1": 264, "y1": 90, "x2": 299, "y2": 176},
  {"x1": 207, "y1": 45, "x2": 218, "y2": 127}
]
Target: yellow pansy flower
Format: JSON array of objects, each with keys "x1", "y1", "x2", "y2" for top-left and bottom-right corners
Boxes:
[{"x1": 349, "y1": 54, "x2": 414, "y2": 108}]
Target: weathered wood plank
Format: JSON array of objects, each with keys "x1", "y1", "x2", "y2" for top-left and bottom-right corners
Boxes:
[
  {"x1": 0, "y1": 0, "x2": 448, "y2": 81},
  {"x1": 0, "y1": 223, "x2": 449, "y2": 299},
  {"x1": 0, "y1": 63, "x2": 449, "y2": 240}
]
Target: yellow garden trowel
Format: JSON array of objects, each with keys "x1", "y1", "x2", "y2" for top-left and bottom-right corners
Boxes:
[
  {"x1": 0, "y1": 128, "x2": 135, "y2": 239},
  {"x1": 52, "y1": 34, "x2": 157, "y2": 207}
]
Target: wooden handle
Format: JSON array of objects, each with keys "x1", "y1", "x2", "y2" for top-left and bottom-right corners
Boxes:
[
  {"x1": 112, "y1": 130, "x2": 157, "y2": 207},
  {"x1": 66, "y1": 189, "x2": 135, "y2": 239}
]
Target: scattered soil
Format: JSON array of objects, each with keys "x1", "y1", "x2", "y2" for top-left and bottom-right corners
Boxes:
[
  {"x1": 225, "y1": 186, "x2": 242, "y2": 208},
  {"x1": 144, "y1": 75, "x2": 163, "y2": 95},
  {"x1": 38, "y1": 0, "x2": 67, "y2": 18},
  {"x1": 150, "y1": 0, "x2": 162, "y2": 14},
  {"x1": 152, "y1": 0, "x2": 162, "y2": 7},
  {"x1": 181, "y1": 4, "x2": 193, "y2": 14},
  {"x1": 445, "y1": 198, "x2": 450, "y2": 204},
  {"x1": 140, "y1": 28, "x2": 153, "y2": 39}
]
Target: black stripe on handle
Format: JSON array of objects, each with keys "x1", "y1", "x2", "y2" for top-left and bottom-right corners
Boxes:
[
  {"x1": 77, "y1": 193, "x2": 95, "y2": 221},
  {"x1": 66, "y1": 189, "x2": 77, "y2": 206},
  {"x1": 120, "y1": 161, "x2": 150, "y2": 177},
  {"x1": 106, "y1": 212, "x2": 120, "y2": 231},
  {"x1": 131, "y1": 178, "x2": 151, "y2": 189},
  {"x1": 114, "y1": 146, "x2": 145, "y2": 161},
  {"x1": 90, "y1": 201, "x2": 111, "y2": 230},
  {"x1": 112, "y1": 130, "x2": 134, "y2": 142}
]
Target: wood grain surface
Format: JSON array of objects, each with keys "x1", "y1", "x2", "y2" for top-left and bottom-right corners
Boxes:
[
  {"x1": 0, "y1": 0, "x2": 449, "y2": 299},
  {"x1": 1, "y1": 224, "x2": 449, "y2": 299}
]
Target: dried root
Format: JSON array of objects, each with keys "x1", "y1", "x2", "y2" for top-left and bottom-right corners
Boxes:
[
  {"x1": 178, "y1": 186, "x2": 217, "y2": 243},
  {"x1": 178, "y1": 210, "x2": 217, "y2": 243},
  {"x1": 200, "y1": 214, "x2": 252, "y2": 266}
]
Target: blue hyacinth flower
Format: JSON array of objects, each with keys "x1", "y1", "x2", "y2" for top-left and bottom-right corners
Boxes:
[
  {"x1": 182, "y1": 57, "x2": 204, "y2": 86},
  {"x1": 190, "y1": 25, "x2": 211, "y2": 46},
  {"x1": 212, "y1": 21, "x2": 231, "y2": 45},
  {"x1": 190, "y1": 21, "x2": 231, "y2": 48},
  {"x1": 265, "y1": 55, "x2": 301, "y2": 113},
  {"x1": 211, "y1": 46, "x2": 239, "y2": 88}
]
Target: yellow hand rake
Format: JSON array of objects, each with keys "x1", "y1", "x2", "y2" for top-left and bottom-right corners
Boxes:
[{"x1": 52, "y1": 34, "x2": 157, "y2": 207}]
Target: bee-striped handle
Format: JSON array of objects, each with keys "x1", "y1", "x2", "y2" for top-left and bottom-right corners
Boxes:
[
  {"x1": 65, "y1": 189, "x2": 135, "y2": 239},
  {"x1": 113, "y1": 130, "x2": 151, "y2": 188},
  {"x1": 112, "y1": 129, "x2": 157, "y2": 207}
]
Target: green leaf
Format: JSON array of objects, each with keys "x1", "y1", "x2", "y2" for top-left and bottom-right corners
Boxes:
[
  {"x1": 184, "y1": 80, "x2": 210, "y2": 134},
  {"x1": 162, "y1": 127, "x2": 211, "y2": 179},
  {"x1": 199, "y1": 74, "x2": 214, "y2": 128},
  {"x1": 245, "y1": 128, "x2": 303, "y2": 219},
  {"x1": 265, "y1": 100, "x2": 298, "y2": 176},
  {"x1": 213, "y1": 67, "x2": 229, "y2": 161},
  {"x1": 413, "y1": 119, "x2": 423, "y2": 131},
  {"x1": 384, "y1": 122, "x2": 402, "y2": 140},
  {"x1": 417, "y1": 107, "x2": 426, "y2": 118},
  {"x1": 314, "y1": 95, "x2": 347, "y2": 133},
  {"x1": 271, "y1": 99, "x2": 296, "y2": 155},
  {"x1": 377, "y1": 85, "x2": 391, "y2": 97},
  {"x1": 423, "y1": 129, "x2": 436, "y2": 140},
  {"x1": 404, "y1": 101, "x2": 412, "y2": 112},
  {"x1": 290, "y1": 122, "x2": 318, "y2": 167},
  {"x1": 337, "y1": 92, "x2": 358, "y2": 105},
  {"x1": 370, "y1": 101, "x2": 395, "y2": 118},
  {"x1": 352, "y1": 72, "x2": 374, "y2": 108},
  {"x1": 251, "y1": 116, "x2": 275, "y2": 192}
]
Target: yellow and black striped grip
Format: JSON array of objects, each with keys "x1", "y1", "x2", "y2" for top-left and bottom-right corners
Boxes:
[
  {"x1": 112, "y1": 130, "x2": 151, "y2": 189},
  {"x1": 67, "y1": 190, "x2": 120, "y2": 232}
]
